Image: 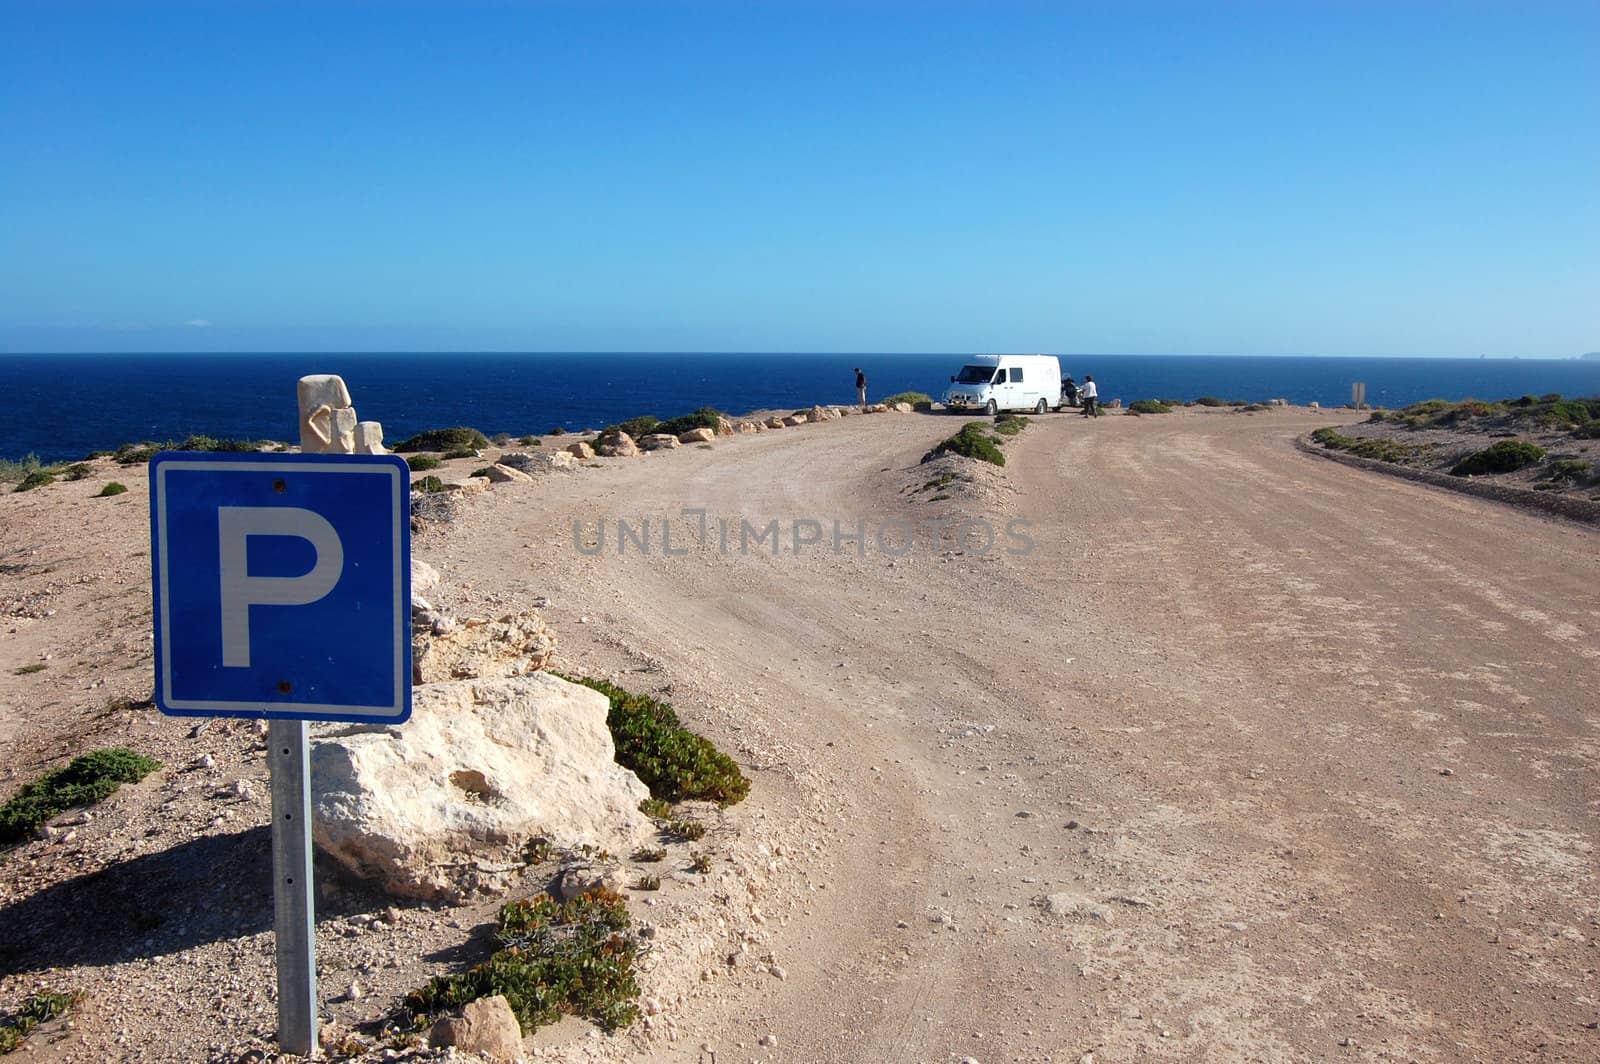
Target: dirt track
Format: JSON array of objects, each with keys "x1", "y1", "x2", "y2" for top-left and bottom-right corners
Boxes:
[
  {"x1": 420, "y1": 407, "x2": 1600, "y2": 1063},
  {"x1": 2, "y1": 406, "x2": 1596, "y2": 1063}
]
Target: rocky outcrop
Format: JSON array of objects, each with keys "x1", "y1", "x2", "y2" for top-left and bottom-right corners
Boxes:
[
  {"x1": 782, "y1": 414, "x2": 807, "y2": 427},
  {"x1": 413, "y1": 610, "x2": 555, "y2": 684},
  {"x1": 806, "y1": 405, "x2": 835, "y2": 423},
  {"x1": 715, "y1": 416, "x2": 736, "y2": 437},
  {"x1": 500, "y1": 451, "x2": 577, "y2": 474},
  {"x1": 311, "y1": 672, "x2": 655, "y2": 901},
  {"x1": 678, "y1": 426, "x2": 716, "y2": 444},
  {"x1": 429, "y1": 995, "x2": 524, "y2": 1061},
  {"x1": 891, "y1": 402, "x2": 914, "y2": 413},
  {"x1": 640, "y1": 433, "x2": 682, "y2": 450},
  {"x1": 483, "y1": 463, "x2": 534, "y2": 484},
  {"x1": 564, "y1": 440, "x2": 595, "y2": 460},
  {"x1": 595, "y1": 431, "x2": 639, "y2": 457},
  {"x1": 764, "y1": 417, "x2": 786, "y2": 429}
]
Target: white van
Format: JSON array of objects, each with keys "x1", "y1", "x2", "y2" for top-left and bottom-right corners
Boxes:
[{"x1": 941, "y1": 354, "x2": 1063, "y2": 414}]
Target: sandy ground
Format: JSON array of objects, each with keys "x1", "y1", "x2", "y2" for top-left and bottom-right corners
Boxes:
[{"x1": 2, "y1": 406, "x2": 1597, "y2": 1063}]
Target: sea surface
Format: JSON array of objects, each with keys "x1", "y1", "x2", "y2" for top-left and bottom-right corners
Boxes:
[{"x1": 5, "y1": 352, "x2": 1599, "y2": 463}]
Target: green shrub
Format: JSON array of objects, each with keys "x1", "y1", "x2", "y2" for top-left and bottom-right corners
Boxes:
[
  {"x1": 1309, "y1": 427, "x2": 1428, "y2": 464},
  {"x1": 1225, "y1": 400, "x2": 1250, "y2": 407},
  {"x1": 637, "y1": 797, "x2": 671, "y2": 819},
  {"x1": 0, "y1": 990, "x2": 78, "y2": 1053},
  {"x1": 0, "y1": 453, "x2": 42, "y2": 484},
  {"x1": 97, "y1": 482, "x2": 128, "y2": 497},
  {"x1": 1239, "y1": 403, "x2": 1270, "y2": 413},
  {"x1": 603, "y1": 416, "x2": 659, "y2": 439},
  {"x1": 927, "y1": 422, "x2": 1005, "y2": 466},
  {"x1": 405, "y1": 455, "x2": 440, "y2": 472},
  {"x1": 1541, "y1": 399, "x2": 1591, "y2": 427},
  {"x1": 469, "y1": 466, "x2": 494, "y2": 479},
  {"x1": 392, "y1": 427, "x2": 489, "y2": 453},
  {"x1": 1128, "y1": 399, "x2": 1171, "y2": 415},
  {"x1": 406, "y1": 889, "x2": 641, "y2": 1034},
  {"x1": 1192, "y1": 396, "x2": 1226, "y2": 407},
  {"x1": 655, "y1": 408, "x2": 724, "y2": 437},
  {"x1": 547, "y1": 427, "x2": 567, "y2": 437},
  {"x1": 56, "y1": 463, "x2": 93, "y2": 482},
  {"x1": 881, "y1": 392, "x2": 933, "y2": 407},
  {"x1": 0, "y1": 748, "x2": 161, "y2": 844},
  {"x1": 413, "y1": 475, "x2": 448, "y2": 494},
  {"x1": 13, "y1": 471, "x2": 56, "y2": 493},
  {"x1": 560, "y1": 676, "x2": 749, "y2": 805},
  {"x1": 114, "y1": 443, "x2": 160, "y2": 465},
  {"x1": 442, "y1": 448, "x2": 478, "y2": 460},
  {"x1": 992, "y1": 413, "x2": 1030, "y2": 435},
  {"x1": 519, "y1": 436, "x2": 540, "y2": 445},
  {"x1": 169, "y1": 435, "x2": 259, "y2": 453},
  {"x1": 1451, "y1": 440, "x2": 1546, "y2": 476},
  {"x1": 1543, "y1": 459, "x2": 1591, "y2": 484},
  {"x1": 13, "y1": 664, "x2": 45, "y2": 676}
]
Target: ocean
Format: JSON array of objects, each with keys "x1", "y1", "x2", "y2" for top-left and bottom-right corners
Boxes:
[{"x1": 5, "y1": 352, "x2": 1599, "y2": 463}]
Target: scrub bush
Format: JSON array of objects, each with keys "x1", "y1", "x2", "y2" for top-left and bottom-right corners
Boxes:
[
  {"x1": 0, "y1": 748, "x2": 161, "y2": 843},
  {"x1": 392, "y1": 427, "x2": 489, "y2": 453},
  {"x1": 405, "y1": 455, "x2": 440, "y2": 471},
  {"x1": 926, "y1": 422, "x2": 1005, "y2": 466},
  {"x1": 1451, "y1": 440, "x2": 1546, "y2": 476}
]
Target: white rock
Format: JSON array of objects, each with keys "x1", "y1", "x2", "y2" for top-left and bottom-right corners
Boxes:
[
  {"x1": 595, "y1": 431, "x2": 639, "y2": 457},
  {"x1": 413, "y1": 611, "x2": 554, "y2": 683},
  {"x1": 411, "y1": 559, "x2": 442, "y2": 593},
  {"x1": 563, "y1": 441, "x2": 595, "y2": 460},
  {"x1": 782, "y1": 414, "x2": 807, "y2": 426},
  {"x1": 764, "y1": 417, "x2": 786, "y2": 429},
  {"x1": 639, "y1": 433, "x2": 682, "y2": 450},
  {"x1": 312, "y1": 673, "x2": 655, "y2": 901},
  {"x1": 483, "y1": 463, "x2": 534, "y2": 485},
  {"x1": 429, "y1": 994, "x2": 524, "y2": 1062},
  {"x1": 500, "y1": 451, "x2": 577, "y2": 475},
  {"x1": 678, "y1": 426, "x2": 716, "y2": 444},
  {"x1": 353, "y1": 421, "x2": 386, "y2": 455},
  {"x1": 297, "y1": 374, "x2": 357, "y2": 453},
  {"x1": 1043, "y1": 893, "x2": 1113, "y2": 924}
]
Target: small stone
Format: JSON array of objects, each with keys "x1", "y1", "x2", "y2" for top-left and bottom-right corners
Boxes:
[
  {"x1": 1439, "y1": 768, "x2": 1454, "y2": 777},
  {"x1": 197, "y1": 754, "x2": 216, "y2": 771},
  {"x1": 769, "y1": 965, "x2": 787, "y2": 980},
  {"x1": 759, "y1": 1034, "x2": 778, "y2": 1047},
  {"x1": 346, "y1": 980, "x2": 362, "y2": 1001},
  {"x1": 1064, "y1": 819, "x2": 1080, "y2": 829}
]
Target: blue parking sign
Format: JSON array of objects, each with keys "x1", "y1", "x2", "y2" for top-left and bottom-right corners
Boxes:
[{"x1": 149, "y1": 451, "x2": 412, "y2": 723}]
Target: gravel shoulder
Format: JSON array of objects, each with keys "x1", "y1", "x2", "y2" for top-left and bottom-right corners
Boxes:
[{"x1": 2, "y1": 405, "x2": 1596, "y2": 1062}]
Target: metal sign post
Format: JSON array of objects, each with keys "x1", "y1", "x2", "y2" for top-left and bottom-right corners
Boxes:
[
  {"x1": 1352, "y1": 381, "x2": 1367, "y2": 410},
  {"x1": 148, "y1": 376, "x2": 409, "y2": 1057}
]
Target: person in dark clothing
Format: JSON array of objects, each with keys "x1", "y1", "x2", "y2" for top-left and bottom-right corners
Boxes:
[
  {"x1": 855, "y1": 367, "x2": 867, "y2": 408},
  {"x1": 1061, "y1": 376, "x2": 1079, "y2": 408}
]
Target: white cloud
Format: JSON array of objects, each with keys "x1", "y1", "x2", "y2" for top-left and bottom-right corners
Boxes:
[{"x1": 185, "y1": 319, "x2": 212, "y2": 328}]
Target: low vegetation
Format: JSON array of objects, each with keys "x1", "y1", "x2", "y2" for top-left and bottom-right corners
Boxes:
[
  {"x1": 97, "y1": 482, "x2": 128, "y2": 497},
  {"x1": 0, "y1": 748, "x2": 161, "y2": 844},
  {"x1": 405, "y1": 888, "x2": 641, "y2": 1035},
  {"x1": 412, "y1": 475, "x2": 448, "y2": 494},
  {"x1": 1127, "y1": 399, "x2": 1173, "y2": 415},
  {"x1": 1310, "y1": 427, "x2": 1432, "y2": 465},
  {"x1": 1451, "y1": 439, "x2": 1547, "y2": 476},
  {"x1": 404, "y1": 455, "x2": 441, "y2": 472},
  {"x1": 1370, "y1": 394, "x2": 1599, "y2": 437},
  {"x1": 992, "y1": 412, "x2": 1031, "y2": 436},
  {"x1": 926, "y1": 421, "x2": 1007, "y2": 466},
  {"x1": 442, "y1": 448, "x2": 478, "y2": 460},
  {"x1": 0, "y1": 990, "x2": 78, "y2": 1053},
  {"x1": 392, "y1": 427, "x2": 490, "y2": 453},
  {"x1": 881, "y1": 391, "x2": 933, "y2": 407},
  {"x1": 1192, "y1": 396, "x2": 1227, "y2": 407},
  {"x1": 12, "y1": 471, "x2": 55, "y2": 493},
  {"x1": 560, "y1": 676, "x2": 750, "y2": 806},
  {"x1": 13, "y1": 664, "x2": 45, "y2": 676},
  {"x1": 654, "y1": 407, "x2": 724, "y2": 437}
]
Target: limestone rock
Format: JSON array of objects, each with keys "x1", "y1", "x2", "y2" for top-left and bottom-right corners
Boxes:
[
  {"x1": 782, "y1": 414, "x2": 807, "y2": 427},
  {"x1": 640, "y1": 433, "x2": 682, "y2": 450},
  {"x1": 483, "y1": 463, "x2": 534, "y2": 485},
  {"x1": 678, "y1": 426, "x2": 716, "y2": 444},
  {"x1": 1043, "y1": 892, "x2": 1114, "y2": 924},
  {"x1": 552, "y1": 863, "x2": 629, "y2": 901},
  {"x1": 297, "y1": 374, "x2": 357, "y2": 453},
  {"x1": 445, "y1": 478, "x2": 489, "y2": 496},
  {"x1": 764, "y1": 416, "x2": 786, "y2": 429},
  {"x1": 715, "y1": 416, "x2": 736, "y2": 436},
  {"x1": 595, "y1": 431, "x2": 639, "y2": 457},
  {"x1": 735, "y1": 421, "x2": 758, "y2": 434},
  {"x1": 564, "y1": 440, "x2": 595, "y2": 460},
  {"x1": 891, "y1": 402, "x2": 914, "y2": 413},
  {"x1": 414, "y1": 610, "x2": 554, "y2": 683},
  {"x1": 312, "y1": 673, "x2": 655, "y2": 901},
  {"x1": 429, "y1": 994, "x2": 524, "y2": 1062},
  {"x1": 353, "y1": 421, "x2": 386, "y2": 454},
  {"x1": 411, "y1": 559, "x2": 442, "y2": 594},
  {"x1": 806, "y1": 405, "x2": 834, "y2": 423},
  {"x1": 866, "y1": 403, "x2": 888, "y2": 413},
  {"x1": 499, "y1": 451, "x2": 577, "y2": 474}
]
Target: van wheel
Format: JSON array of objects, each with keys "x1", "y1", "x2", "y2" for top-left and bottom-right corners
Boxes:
[
  {"x1": 1034, "y1": 399, "x2": 1048, "y2": 414},
  {"x1": 985, "y1": 400, "x2": 997, "y2": 415}
]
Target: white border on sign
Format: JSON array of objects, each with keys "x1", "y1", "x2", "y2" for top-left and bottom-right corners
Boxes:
[{"x1": 155, "y1": 459, "x2": 407, "y2": 719}]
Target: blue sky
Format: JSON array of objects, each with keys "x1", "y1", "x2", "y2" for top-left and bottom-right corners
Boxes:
[{"x1": 2, "y1": 1, "x2": 1596, "y2": 356}]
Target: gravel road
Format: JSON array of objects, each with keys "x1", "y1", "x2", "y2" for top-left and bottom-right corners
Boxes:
[{"x1": 2, "y1": 406, "x2": 1594, "y2": 1062}]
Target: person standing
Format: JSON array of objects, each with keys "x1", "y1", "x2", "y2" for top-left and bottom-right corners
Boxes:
[
  {"x1": 855, "y1": 367, "x2": 867, "y2": 409},
  {"x1": 1080, "y1": 375, "x2": 1098, "y2": 417}
]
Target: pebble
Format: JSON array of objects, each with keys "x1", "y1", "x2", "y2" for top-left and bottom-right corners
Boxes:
[
  {"x1": 769, "y1": 965, "x2": 787, "y2": 980},
  {"x1": 197, "y1": 754, "x2": 216, "y2": 771},
  {"x1": 759, "y1": 1034, "x2": 778, "y2": 1047}
]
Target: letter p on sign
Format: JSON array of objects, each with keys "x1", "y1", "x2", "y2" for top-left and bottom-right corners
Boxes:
[{"x1": 150, "y1": 452, "x2": 412, "y2": 723}]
